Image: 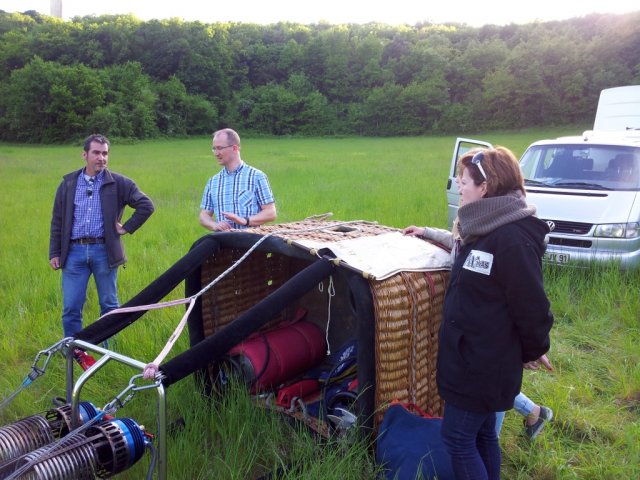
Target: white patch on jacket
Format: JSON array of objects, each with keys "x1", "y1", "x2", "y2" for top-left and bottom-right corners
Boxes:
[{"x1": 463, "y1": 250, "x2": 493, "y2": 275}]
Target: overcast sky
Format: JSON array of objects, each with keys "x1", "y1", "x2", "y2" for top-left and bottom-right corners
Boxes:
[{"x1": 2, "y1": 0, "x2": 638, "y2": 27}]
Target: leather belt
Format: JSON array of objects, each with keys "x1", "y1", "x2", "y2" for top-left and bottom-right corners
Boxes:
[{"x1": 71, "y1": 237, "x2": 105, "y2": 245}]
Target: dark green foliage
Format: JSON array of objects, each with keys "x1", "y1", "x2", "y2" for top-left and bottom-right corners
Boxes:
[
  {"x1": 155, "y1": 77, "x2": 219, "y2": 135},
  {"x1": 0, "y1": 10, "x2": 639, "y2": 142},
  {"x1": 232, "y1": 73, "x2": 336, "y2": 135},
  {"x1": 0, "y1": 57, "x2": 105, "y2": 142}
]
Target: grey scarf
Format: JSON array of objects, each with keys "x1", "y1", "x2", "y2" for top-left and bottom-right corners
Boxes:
[{"x1": 456, "y1": 190, "x2": 536, "y2": 245}]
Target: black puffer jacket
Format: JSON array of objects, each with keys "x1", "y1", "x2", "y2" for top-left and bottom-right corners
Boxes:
[{"x1": 436, "y1": 215, "x2": 554, "y2": 412}]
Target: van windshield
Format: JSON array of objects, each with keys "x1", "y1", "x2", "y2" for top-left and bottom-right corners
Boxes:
[{"x1": 520, "y1": 145, "x2": 640, "y2": 191}]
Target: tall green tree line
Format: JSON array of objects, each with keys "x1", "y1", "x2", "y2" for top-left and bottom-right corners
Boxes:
[{"x1": 0, "y1": 10, "x2": 638, "y2": 142}]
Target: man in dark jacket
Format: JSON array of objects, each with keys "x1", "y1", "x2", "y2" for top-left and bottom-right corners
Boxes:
[{"x1": 49, "y1": 134, "x2": 154, "y2": 337}]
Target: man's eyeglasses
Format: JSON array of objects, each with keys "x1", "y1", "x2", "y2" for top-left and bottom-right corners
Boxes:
[
  {"x1": 87, "y1": 177, "x2": 95, "y2": 198},
  {"x1": 471, "y1": 151, "x2": 487, "y2": 180},
  {"x1": 212, "y1": 145, "x2": 235, "y2": 153}
]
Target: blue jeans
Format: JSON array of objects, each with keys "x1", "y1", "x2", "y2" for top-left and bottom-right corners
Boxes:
[
  {"x1": 441, "y1": 403, "x2": 501, "y2": 480},
  {"x1": 495, "y1": 392, "x2": 536, "y2": 436},
  {"x1": 62, "y1": 243, "x2": 119, "y2": 337}
]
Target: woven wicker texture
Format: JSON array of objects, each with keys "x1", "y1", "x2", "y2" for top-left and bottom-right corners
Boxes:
[
  {"x1": 244, "y1": 218, "x2": 398, "y2": 244},
  {"x1": 371, "y1": 270, "x2": 449, "y2": 425},
  {"x1": 201, "y1": 248, "x2": 309, "y2": 338},
  {"x1": 199, "y1": 220, "x2": 450, "y2": 426}
]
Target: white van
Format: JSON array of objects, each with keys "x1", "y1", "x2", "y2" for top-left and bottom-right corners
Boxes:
[{"x1": 446, "y1": 86, "x2": 640, "y2": 269}]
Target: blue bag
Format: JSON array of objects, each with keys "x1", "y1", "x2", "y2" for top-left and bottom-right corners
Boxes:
[{"x1": 376, "y1": 403, "x2": 454, "y2": 480}]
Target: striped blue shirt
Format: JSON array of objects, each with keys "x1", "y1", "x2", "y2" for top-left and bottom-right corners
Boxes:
[
  {"x1": 71, "y1": 171, "x2": 105, "y2": 239},
  {"x1": 200, "y1": 162, "x2": 274, "y2": 229}
]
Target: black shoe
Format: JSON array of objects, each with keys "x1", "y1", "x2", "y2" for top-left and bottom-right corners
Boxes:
[{"x1": 524, "y1": 405, "x2": 553, "y2": 440}]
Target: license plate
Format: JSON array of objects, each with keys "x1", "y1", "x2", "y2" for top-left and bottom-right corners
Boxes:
[{"x1": 544, "y1": 252, "x2": 570, "y2": 264}]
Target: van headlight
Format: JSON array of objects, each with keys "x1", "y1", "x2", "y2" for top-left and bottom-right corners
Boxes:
[{"x1": 594, "y1": 222, "x2": 640, "y2": 238}]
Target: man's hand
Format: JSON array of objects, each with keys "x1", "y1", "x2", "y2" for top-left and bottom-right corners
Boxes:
[
  {"x1": 199, "y1": 210, "x2": 232, "y2": 231},
  {"x1": 116, "y1": 222, "x2": 128, "y2": 235},
  {"x1": 222, "y1": 212, "x2": 244, "y2": 226},
  {"x1": 49, "y1": 257, "x2": 61, "y2": 270},
  {"x1": 213, "y1": 221, "x2": 232, "y2": 231}
]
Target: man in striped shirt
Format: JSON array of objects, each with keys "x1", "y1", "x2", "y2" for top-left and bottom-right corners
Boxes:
[{"x1": 199, "y1": 128, "x2": 276, "y2": 231}]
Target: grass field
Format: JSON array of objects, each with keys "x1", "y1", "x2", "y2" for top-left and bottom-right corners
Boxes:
[{"x1": 0, "y1": 129, "x2": 638, "y2": 479}]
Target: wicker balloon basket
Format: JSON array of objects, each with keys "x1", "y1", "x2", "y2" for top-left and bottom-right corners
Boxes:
[{"x1": 187, "y1": 219, "x2": 450, "y2": 431}]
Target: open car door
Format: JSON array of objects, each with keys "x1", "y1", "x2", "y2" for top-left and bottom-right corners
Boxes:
[{"x1": 446, "y1": 138, "x2": 493, "y2": 229}]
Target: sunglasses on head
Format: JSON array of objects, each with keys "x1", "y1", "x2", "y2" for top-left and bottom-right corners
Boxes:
[{"x1": 471, "y1": 151, "x2": 487, "y2": 180}]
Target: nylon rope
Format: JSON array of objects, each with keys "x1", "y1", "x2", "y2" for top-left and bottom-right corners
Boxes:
[{"x1": 324, "y1": 275, "x2": 335, "y2": 355}]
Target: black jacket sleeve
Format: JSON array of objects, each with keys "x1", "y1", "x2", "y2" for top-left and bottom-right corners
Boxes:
[{"x1": 496, "y1": 239, "x2": 553, "y2": 362}]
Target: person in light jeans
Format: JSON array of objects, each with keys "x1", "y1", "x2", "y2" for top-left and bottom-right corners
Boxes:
[
  {"x1": 49, "y1": 134, "x2": 154, "y2": 338},
  {"x1": 495, "y1": 354, "x2": 554, "y2": 440}
]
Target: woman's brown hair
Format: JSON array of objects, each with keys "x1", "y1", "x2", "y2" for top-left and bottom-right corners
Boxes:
[{"x1": 457, "y1": 146, "x2": 525, "y2": 197}]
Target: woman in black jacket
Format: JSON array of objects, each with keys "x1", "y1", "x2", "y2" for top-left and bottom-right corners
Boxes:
[{"x1": 405, "y1": 146, "x2": 554, "y2": 480}]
